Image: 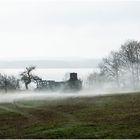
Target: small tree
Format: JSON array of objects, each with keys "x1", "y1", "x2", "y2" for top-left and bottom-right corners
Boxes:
[
  {"x1": 20, "y1": 66, "x2": 36, "y2": 90},
  {"x1": 87, "y1": 72, "x2": 106, "y2": 88},
  {"x1": 32, "y1": 75, "x2": 42, "y2": 88}
]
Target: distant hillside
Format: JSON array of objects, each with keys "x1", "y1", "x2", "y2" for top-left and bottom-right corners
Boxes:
[{"x1": 0, "y1": 59, "x2": 101, "y2": 68}]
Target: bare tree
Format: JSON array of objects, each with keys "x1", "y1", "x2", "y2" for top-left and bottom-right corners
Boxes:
[
  {"x1": 119, "y1": 40, "x2": 140, "y2": 87},
  {"x1": 99, "y1": 51, "x2": 122, "y2": 87},
  {"x1": 87, "y1": 72, "x2": 102, "y2": 88},
  {"x1": 20, "y1": 66, "x2": 36, "y2": 90},
  {"x1": 88, "y1": 40, "x2": 140, "y2": 90}
]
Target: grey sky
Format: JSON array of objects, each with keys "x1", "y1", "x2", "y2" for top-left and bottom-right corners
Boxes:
[{"x1": 0, "y1": 0, "x2": 140, "y2": 60}]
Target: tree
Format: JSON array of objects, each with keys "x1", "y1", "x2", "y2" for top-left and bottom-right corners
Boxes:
[
  {"x1": 119, "y1": 40, "x2": 140, "y2": 87},
  {"x1": 20, "y1": 66, "x2": 36, "y2": 90},
  {"x1": 0, "y1": 74, "x2": 19, "y2": 92},
  {"x1": 99, "y1": 51, "x2": 122, "y2": 87},
  {"x1": 32, "y1": 75, "x2": 42, "y2": 88},
  {"x1": 87, "y1": 72, "x2": 102, "y2": 88}
]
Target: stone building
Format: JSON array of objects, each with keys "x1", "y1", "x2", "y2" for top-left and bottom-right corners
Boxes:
[{"x1": 36, "y1": 73, "x2": 82, "y2": 92}]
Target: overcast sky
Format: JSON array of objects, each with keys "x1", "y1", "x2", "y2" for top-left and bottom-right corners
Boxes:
[{"x1": 0, "y1": 0, "x2": 140, "y2": 60}]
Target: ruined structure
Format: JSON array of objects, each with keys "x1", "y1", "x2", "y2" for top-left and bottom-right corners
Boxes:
[{"x1": 36, "y1": 73, "x2": 82, "y2": 92}]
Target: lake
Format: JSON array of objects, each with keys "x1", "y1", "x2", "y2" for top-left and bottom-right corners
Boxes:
[{"x1": 0, "y1": 68, "x2": 98, "y2": 81}]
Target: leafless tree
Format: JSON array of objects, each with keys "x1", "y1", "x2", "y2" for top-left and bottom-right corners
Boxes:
[
  {"x1": 87, "y1": 72, "x2": 102, "y2": 87},
  {"x1": 20, "y1": 66, "x2": 36, "y2": 90},
  {"x1": 119, "y1": 40, "x2": 140, "y2": 87},
  {"x1": 99, "y1": 51, "x2": 122, "y2": 87}
]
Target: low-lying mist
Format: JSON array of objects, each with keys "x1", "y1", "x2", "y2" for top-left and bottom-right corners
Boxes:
[{"x1": 0, "y1": 88, "x2": 137, "y2": 104}]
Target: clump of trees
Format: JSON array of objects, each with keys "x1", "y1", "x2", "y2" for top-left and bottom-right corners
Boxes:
[
  {"x1": 87, "y1": 40, "x2": 140, "y2": 89},
  {"x1": 1, "y1": 40, "x2": 140, "y2": 93},
  {"x1": 0, "y1": 66, "x2": 41, "y2": 92},
  {"x1": 0, "y1": 74, "x2": 19, "y2": 92}
]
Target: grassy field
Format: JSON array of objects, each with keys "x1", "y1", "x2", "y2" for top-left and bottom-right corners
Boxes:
[{"x1": 0, "y1": 92, "x2": 140, "y2": 138}]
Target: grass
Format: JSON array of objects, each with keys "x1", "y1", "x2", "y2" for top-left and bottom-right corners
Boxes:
[{"x1": 0, "y1": 92, "x2": 140, "y2": 138}]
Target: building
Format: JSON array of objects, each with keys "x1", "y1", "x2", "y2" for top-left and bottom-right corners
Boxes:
[{"x1": 36, "y1": 73, "x2": 82, "y2": 92}]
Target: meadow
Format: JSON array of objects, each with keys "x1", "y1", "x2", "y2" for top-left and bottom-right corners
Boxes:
[{"x1": 0, "y1": 91, "x2": 140, "y2": 139}]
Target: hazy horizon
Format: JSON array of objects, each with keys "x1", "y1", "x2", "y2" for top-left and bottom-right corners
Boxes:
[{"x1": 0, "y1": 58, "x2": 100, "y2": 68}]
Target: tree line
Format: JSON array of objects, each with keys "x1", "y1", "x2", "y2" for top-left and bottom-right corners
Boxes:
[
  {"x1": 0, "y1": 66, "x2": 40, "y2": 92},
  {"x1": 1, "y1": 40, "x2": 140, "y2": 92},
  {"x1": 87, "y1": 40, "x2": 140, "y2": 89}
]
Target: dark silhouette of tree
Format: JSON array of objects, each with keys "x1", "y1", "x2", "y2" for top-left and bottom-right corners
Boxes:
[
  {"x1": 0, "y1": 74, "x2": 19, "y2": 92},
  {"x1": 20, "y1": 66, "x2": 36, "y2": 90},
  {"x1": 32, "y1": 75, "x2": 42, "y2": 88}
]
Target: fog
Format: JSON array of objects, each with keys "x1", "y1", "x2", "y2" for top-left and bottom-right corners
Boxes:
[
  {"x1": 0, "y1": 66, "x2": 139, "y2": 104},
  {"x1": 0, "y1": 88, "x2": 136, "y2": 104}
]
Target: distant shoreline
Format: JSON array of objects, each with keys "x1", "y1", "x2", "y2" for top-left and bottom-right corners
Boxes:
[{"x1": 0, "y1": 59, "x2": 100, "y2": 69}]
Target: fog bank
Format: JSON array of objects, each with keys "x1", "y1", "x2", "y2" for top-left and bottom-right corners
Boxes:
[{"x1": 0, "y1": 89, "x2": 137, "y2": 104}]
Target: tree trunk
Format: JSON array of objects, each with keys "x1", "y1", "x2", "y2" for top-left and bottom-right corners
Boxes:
[{"x1": 25, "y1": 83, "x2": 28, "y2": 90}]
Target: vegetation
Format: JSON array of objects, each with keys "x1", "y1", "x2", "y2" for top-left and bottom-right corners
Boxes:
[
  {"x1": 0, "y1": 66, "x2": 40, "y2": 92},
  {"x1": 87, "y1": 40, "x2": 140, "y2": 89},
  {"x1": 0, "y1": 92, "x2": 140, "y2": 138},
  {"x1": 0, "y1": 40, "x2": 140, "y2": 91},
  {"x1": 0, "y1": 39, "x2": 140, "y2": 138},
  {"x1": 0, "y1": 74, "x2": 19, "y2": 92},
  {"x1": 20, "y1": 66, "x2": 36, "y2": 90}
]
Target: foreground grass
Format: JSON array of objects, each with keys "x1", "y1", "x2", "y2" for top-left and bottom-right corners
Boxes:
[{"x1": 0, "y1": 92, "x2": 140, "y2": 138}]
